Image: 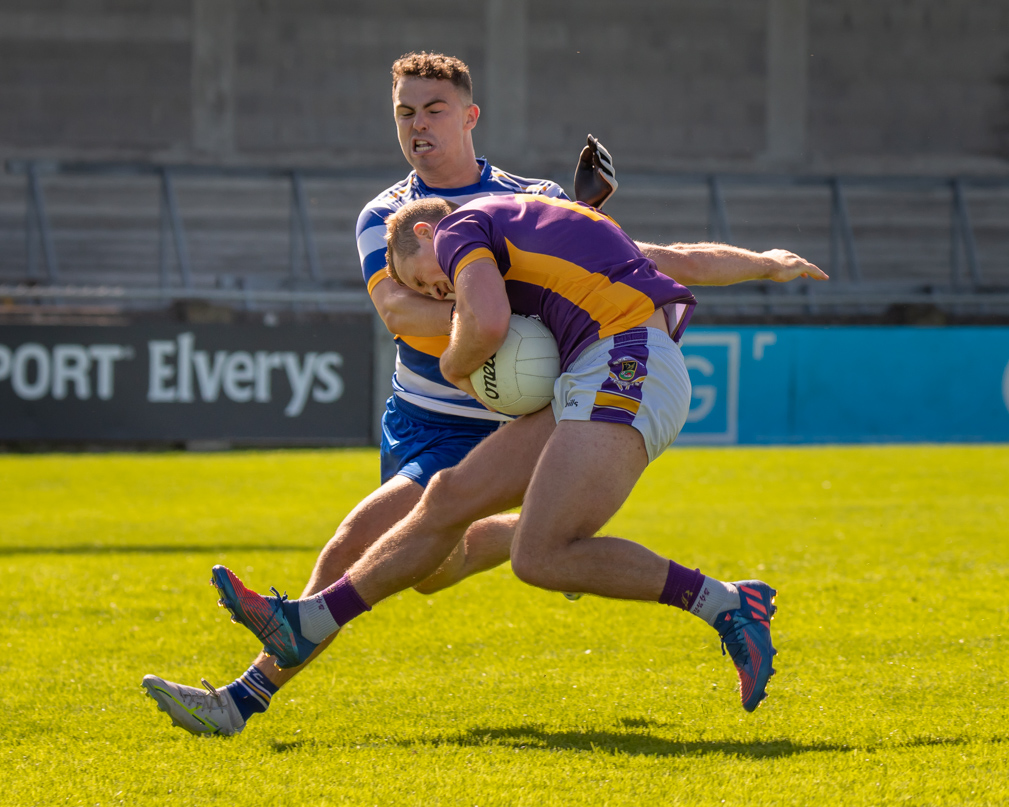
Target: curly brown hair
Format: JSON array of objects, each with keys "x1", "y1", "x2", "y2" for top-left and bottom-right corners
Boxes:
[{"x1": 391, "y1": 52, "x2": 473, "y2": 101}]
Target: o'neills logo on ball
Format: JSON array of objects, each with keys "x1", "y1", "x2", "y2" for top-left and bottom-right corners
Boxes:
[{"x1": 481, "y1": 356, "x2": 499, "y2": 400}]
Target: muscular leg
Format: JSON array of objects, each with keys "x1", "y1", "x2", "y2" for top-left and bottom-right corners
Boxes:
[
  {"x1": 505, "y1": 419, "x2": 779, "y2": 713},
  {"x1": 348, "y1": 407, "x2": 558, "y2": 605},
  {"x1": 413, "y1": 513, "x2": 517, "y2": 595},
  {"x1": 250, "y1": 474, "x2": 424, "y2": 687},
  {"x1": 249, "y1": 482, "x2": 518, "y2": 686},
  {"x1": 509, "y1": 420, "x2": 669, "y2": 600}
]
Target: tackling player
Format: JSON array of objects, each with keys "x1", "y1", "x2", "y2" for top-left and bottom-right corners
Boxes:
[
  {"x1": 143, "y1": 51, "x2": 825, "y2": 736},
  {"x1": 141, "y1": 51, "x2": 621, "y2": 736},
  {"x1": 212, "y1": 193, "x2": 782, "y2": 716}
]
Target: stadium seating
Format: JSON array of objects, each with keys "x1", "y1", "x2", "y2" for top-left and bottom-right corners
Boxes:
[{"x1": 3, "y1": 162, "x2": 1009, "y2": 323}]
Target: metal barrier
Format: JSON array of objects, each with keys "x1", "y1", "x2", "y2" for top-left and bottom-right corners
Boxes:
[
  {"x1": 5, "y1": 159, "x2": 1009, "y2": 315},
  {"x1": 616, "y1": 170, "x2": 1007, "y2": 290},
  {"x1": 3, "y1": 284, "x2": 1009, "y2": 311},
  {"x1": 0, "y1": 283, "x2": 373, "y2": 310},
  {"x1": 5, "y1": 159, "x2": 394, "y2": 289}
]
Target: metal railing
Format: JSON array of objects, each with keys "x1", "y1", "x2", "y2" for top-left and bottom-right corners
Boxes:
[
  {"x1": 616, "y1": 171, "x2": 1006, "y2": 289},
  {"x1": 0, "y1": 282, "x2": 373, "y2": 310},
  {"x1": 4, "y1": 283, "x2": 1007, "y2": 313},
  {"x1": 5, "y1": 159, "x2": 396, "y2": 290},
  {"x1": 5, "y1": 159, "x2": 1009, "y2": 314}
]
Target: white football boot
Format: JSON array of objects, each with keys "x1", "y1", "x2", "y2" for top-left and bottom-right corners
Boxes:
[{"x1": 142, "y1": 674, "x2": 246, "y2": 736}]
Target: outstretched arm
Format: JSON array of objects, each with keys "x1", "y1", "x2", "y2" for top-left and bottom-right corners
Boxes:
[{"x1": 638, "y1": 242, "x2": 828, "y2": 287}]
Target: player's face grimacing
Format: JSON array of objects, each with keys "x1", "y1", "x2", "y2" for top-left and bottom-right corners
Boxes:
[
  {"x1": 393, "y1": 77, "x2": 479, "y2": 176},
  {"x1": 394, "y1": 222, "x2": 454, "y2": 301}
]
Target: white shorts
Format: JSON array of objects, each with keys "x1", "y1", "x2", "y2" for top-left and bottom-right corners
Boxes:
[{"x1": 550, "y1": 327, "x2": 691, "y2": 463}]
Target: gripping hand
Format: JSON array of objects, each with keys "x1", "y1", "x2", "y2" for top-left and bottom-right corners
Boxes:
[{"x1": 573, "y1": 134, "x2": 618, "y2": 208}]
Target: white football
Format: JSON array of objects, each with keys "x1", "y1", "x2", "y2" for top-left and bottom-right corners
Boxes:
[{"x1": 470, "y1": 315, "x2": 560, "y2": 416}]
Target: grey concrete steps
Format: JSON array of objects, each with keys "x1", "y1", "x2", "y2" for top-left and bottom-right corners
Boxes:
[
  {"x1": 2, "y1": 173, "x2": 1007, "y2": 297},
  {"x1": 607, "y1": 181, "x2": 1009, "y2": 289},
  {"x1": 0, "y1": 174, "x2": 370, "y2": 287}
]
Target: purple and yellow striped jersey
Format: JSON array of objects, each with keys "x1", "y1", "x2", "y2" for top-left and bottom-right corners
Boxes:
[
  {"x1": 433, "y1": 194, "x2": 697, "y2": 370},
  {"x1": 356, "y1": 159, "x2": 566, "y2": 421}
]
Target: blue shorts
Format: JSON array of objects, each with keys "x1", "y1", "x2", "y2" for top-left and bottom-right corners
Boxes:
[{"x1": 380, "y1": 395, "x2": 504, "y2": 487}]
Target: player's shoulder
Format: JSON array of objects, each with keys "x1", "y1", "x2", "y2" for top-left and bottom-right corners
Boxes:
[
  {"x1": 485, "y1": 165, "x2": 567, "y2": 199},
  {"x1": 356, "y1": 174, "x2": 423, "y2": 234}
]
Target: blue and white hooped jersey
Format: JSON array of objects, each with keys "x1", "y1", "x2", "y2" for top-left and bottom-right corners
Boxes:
[{"x1": 357, "y1": 158, "x2": 567, "y2": 422}]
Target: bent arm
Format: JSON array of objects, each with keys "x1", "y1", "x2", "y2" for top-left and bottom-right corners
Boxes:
[
  {"x1": 371, "y1": 276, "x2": 455, "y2": 336},
  {"x1": 637, "y1": 242, "x2": 828, "y2": 286},
  {"x1": 439, "y1": 259, "x2": 511, "y2": 398}
]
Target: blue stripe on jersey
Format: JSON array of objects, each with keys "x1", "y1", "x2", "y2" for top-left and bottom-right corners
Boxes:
[
  {"x1": 396, "y1": 339, "x2": 444, "y2": 379},
  {"x1": 392, "y1": 341, "x2": 508, "y2": 420},
  {"x1": 357, "y1": 158, "x2": 568, "y2": 422}
]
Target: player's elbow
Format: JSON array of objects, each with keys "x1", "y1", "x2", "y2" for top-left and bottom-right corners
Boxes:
[
  {"x1": 484, "y1": 317, "x2": 511, "y2": 348},
  {"x1": 644, "y1": 246, "x2": 697, "y2": 285},
  {"x1": 469, "y1": 307, "x2": 510, "y2": 347},
  {"x1": 376, "y1": 308, "x2": 405, "y2": 335}
]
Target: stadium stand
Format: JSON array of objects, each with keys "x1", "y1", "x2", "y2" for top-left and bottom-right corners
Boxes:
[
  {"x1": 2, "y1": 1, "x2": 1009, "y2": 323},
  {"x1": 3, "y1": 161, "x2": 1008, "y2": 324}
]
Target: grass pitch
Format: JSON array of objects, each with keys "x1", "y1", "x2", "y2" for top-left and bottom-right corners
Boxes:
[{"x1": 2, "y1": 445, "x2": 1007, "y2": 806}]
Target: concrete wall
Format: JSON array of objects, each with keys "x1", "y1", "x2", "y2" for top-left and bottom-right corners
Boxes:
[
  {"x1": 808, "y1": 1, "x2": 1009, "y2": 165},
  {"x1": 525, "y1": 0, "x2": 768, "y2": 166},
  {"x1": 0, "y1": 1, "x2": 191, "y2": 154},
  {"x1": 1, "y1": 0, "x2": 1007, "y2": 173}
]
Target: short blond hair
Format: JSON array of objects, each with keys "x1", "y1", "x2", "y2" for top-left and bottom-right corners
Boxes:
[{"x1": 384, "y1": 198, "x2": 454, "y2": 285}]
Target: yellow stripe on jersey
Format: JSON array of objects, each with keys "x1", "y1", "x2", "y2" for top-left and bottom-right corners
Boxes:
[
  {"x1": 453, "y1": 247, "x2": 496, "y2": 282},
  {"x1": 398, "y1": 334, "x2": 450, "y2": 357},
  {"x1": 594, "y1": 391, "x2": 642, "y2": 414},
  {"x1": 367, "y1": 265, "x2": 449, "y2": 356},
  {"x1": 502, "y1": 239, "x2": 656, "y2": 338},
  {"x1": 367, "y1": 270, "x2": 390, "y2": 296},
  {"x1": 513, "y1": 194, "x2": 620, "y2": 227}
]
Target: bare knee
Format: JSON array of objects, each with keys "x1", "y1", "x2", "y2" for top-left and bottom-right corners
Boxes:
[
  {"x1": 411, "y1": 578, "x2": 443, "y2": 596},
  {"x1": 420, "y1": 469, "x2": 476, "y2": 531},
  {"x1": 511, "y1": 545, "x2": 563, "y2": 591}
]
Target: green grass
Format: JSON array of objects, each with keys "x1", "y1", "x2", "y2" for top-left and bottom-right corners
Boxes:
[{"x1": 2, "y1": 445, "x2": 1007, "y2": 806}]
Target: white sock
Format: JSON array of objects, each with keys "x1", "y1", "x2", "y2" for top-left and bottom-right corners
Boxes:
[
  {"x1": 690, "y1": 578, "x2": 740, "y2": 626},
  {"x1": 298, "y1": 592, "x2": 341, "y2": 643}
]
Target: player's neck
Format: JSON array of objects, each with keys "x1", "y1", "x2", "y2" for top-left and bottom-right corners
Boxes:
[{"x1": 416, "y1": 155, "x2": 482, "y2": 190}]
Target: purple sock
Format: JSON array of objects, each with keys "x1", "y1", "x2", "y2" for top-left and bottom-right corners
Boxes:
[
  {"x1": 658, "y1": 561, "x2": 705, "y2": 612},
  {"x1": 321, "y1": 574, "x2": 371, "y2": 627}
]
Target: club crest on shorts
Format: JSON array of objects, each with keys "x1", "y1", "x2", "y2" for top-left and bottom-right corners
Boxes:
[{"x1": 608, "y1": 357, "x2": 647, "y2": 391}]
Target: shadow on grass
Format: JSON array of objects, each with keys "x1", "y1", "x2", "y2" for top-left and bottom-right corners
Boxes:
[
  {"x1": 272, "y1": 739, "x2": 305, "y2": 753},
  {"x1": 0, "y1": 544, "x2": 318, "y2": 556},
  {"x1": 386, "y1": 724, "x2": 988, "y2": 760}
]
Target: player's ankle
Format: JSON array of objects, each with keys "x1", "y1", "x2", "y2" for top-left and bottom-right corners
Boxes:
[
  {"x1": 657, "y1": 561, "x2": 739, "y2": 626},
  {"x1": 297, "y1": 574, "x2": 371, "y2": 643},
  {"x1": 690, "y1": 579, "x2": 739, "y2": 626},
  {"x1": 224, "y1": 665, "x2": 280, "y2": 721}
]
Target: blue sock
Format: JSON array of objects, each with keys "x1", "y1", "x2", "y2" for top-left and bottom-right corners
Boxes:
[{"x1": 223, "y1": 665, "x2": 280, "y2": 722}]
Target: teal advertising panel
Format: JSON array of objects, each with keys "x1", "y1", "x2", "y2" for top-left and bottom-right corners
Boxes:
[
  {"x1": 3, "y1": 323, "x2": 1008, "y2": 445},
  {"x1": 679, "y1": 327, "x2": 1009, "y2": 444}
]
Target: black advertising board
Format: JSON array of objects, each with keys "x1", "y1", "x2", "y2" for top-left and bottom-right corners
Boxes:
[{"x1": 0, "y1": 319, "x2": 374, "y2": 444}]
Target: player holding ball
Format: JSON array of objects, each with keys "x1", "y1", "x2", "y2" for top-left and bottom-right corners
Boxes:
[
  {"x1": 215, "y1": 191, "x2": 781, "y2": 719},
  {"x1": 144, "y1": 51, "x2": 823, "y2": 737}
]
